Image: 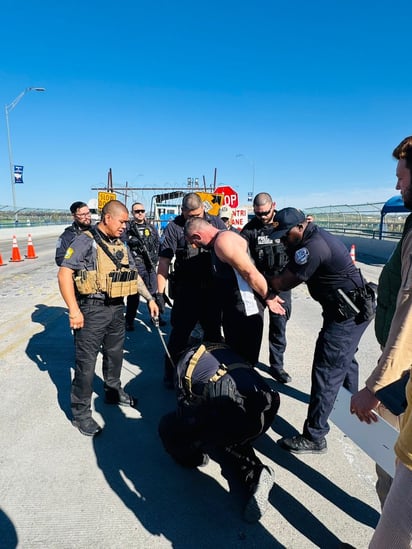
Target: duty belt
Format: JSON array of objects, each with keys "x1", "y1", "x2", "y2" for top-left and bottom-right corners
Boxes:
[{"x1": 78, "y1": 295, "x2": 124, "y2": 306}]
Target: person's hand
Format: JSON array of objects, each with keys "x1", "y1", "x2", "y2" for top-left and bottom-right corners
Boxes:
[
  {"x1": 350, "y1": 387, "x2": 379, "y2": 424},
  {"x1": 69, "y1": 309, "x2": 84, "y2": 330},
  {"x1": 155, "y1": 292, "x2": 165, "y2": 314},
  {"x1": 148, "y1": 299, "x2": 159, "y2": 319},
  {"x1": 266, "y1": 294, "x2": 286, "y2": 315}
]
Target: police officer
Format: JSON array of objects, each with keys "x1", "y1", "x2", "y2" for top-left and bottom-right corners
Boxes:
[
  {"x1": 241, "y1": 193, "x2": 292, "y2": 383},
  {"x1": 156, "y1": 193, "x2": 226, "y2": 388},
  {"x1": 55, "y1": 201, "x2": 92, "y2": 266},
  {"x1": 158, "y1": 342, "x2": 280, "y2": 523},
  {"x1": 269, "y1": 208, "x2": 374, "y2": 454},
  {"x1": 58, "y1": 200, "x2": 159, "y2": 437},
  {"x1": 125, "y1": 202, "x2": 163, "y2": 331}
]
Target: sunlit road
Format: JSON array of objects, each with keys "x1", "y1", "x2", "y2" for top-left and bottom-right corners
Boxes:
[{"x1": 0, "y1": 229, "x2": 387, "y2": 549}]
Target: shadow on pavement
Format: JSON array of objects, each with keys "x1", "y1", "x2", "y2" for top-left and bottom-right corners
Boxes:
[
  {"x1": 25, "y1": 304, "x2": 74, "y2": 419},
  {"x1": 0, "y1": 508, "x2": 18, "y2": 549},
  {"x1": 255, "y1": 428, "x2": 380, "y2": 537}
]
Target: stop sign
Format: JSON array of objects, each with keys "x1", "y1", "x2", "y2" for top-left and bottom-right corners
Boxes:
[{"x1": 214, "y1": 185, "x2": 239, "y2": 209}]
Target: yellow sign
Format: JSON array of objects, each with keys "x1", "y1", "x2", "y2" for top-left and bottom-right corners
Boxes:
[
  {"x1": 98, "y1": 192, "x2": 117, "y2": 211},
  {"x1": 195, "y1": 192, "x2": 224, "y2": 216}
]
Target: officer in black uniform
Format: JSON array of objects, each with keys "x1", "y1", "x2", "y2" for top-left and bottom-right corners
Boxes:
[
  {"x1": 269, "y1": 208, "x2": 374, "y2": 454},
  {"x1": 241, "y1": 193, "x2": 292, "y2": 383},
  {"x1": 55, "y1": 201, "x2": 92, "y2": 266},
  {"x1": 158, "y1": 342, "x2": 280, "y2": 523},
  {"x1": 156, "y1": 193, "x2": 226, "y2": 388},
  {"x1": 124, "y1": 202, "x2": 162, "y2": 331},
  {"x1": 58, "y1": 200, "x2": 158, "y2": 437}
]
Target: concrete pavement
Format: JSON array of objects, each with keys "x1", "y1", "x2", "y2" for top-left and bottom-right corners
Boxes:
[{"x1": 0, "y1": 237, "x2": 386, "y2": 548}]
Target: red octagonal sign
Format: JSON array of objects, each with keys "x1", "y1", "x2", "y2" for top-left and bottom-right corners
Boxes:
[{"x1": 214, "y1": 185, "x2": 239, "y2": 209}]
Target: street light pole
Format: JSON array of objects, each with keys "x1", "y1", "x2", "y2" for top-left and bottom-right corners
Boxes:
[
  {"x1": 5, "y1": 87, "x2": 46, "y2": 220},
  {"x1": 236, "y1": 153, "x2": 255, "y2": 201}
]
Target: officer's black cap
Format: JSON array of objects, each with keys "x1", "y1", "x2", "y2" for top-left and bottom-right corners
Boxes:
[{"x1": 272, "y1": 207, "x2": 306, "y2": 237}]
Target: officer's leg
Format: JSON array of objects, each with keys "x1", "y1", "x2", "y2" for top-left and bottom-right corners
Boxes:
[
  {"x1": 304, "y1": 316, "x2": 365, "y2": 441},
  {"x1": 222, "y1": 307, "x2": 264, "y2": 365},
  {"x1": 145, "y1": 269, "x2": 158, "y2": 296},
  {"x1": 102, "y1": 304, "x2": 125, "y2": 391},
  {"x1": 206, "y1": 389, "x2": 277, "y2": 523},
  {"x1": 199, "y1": 285, "x2": 223, "y2": 343},
  {"x1": 268, "y1": 290, "x2": 292, "y2": 383},
  {"x1": 125, "y1": 293, "x2": 140, "y2": 328},
  {"x1": 342, "y1": 318, "x2": 371, "y2": 393},
  {"x1": 164, "y1": 286, "x2": 199, "y2": 384},
  {"x1": 72, "y1": 304, "x2": 108, "y2": 420},
  {"x1": 158, "y1": 410, "x2": 207, "y2": 468}
]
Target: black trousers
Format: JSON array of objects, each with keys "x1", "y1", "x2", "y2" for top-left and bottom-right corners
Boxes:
[
  {"x1": 165, "y1": 284, "x2": 222, "y2": 377},
  {"x1": 159, "y1": 384, "x2": 279, "y2": 489},
  {"x1": 268, "y1": 289, "x2": 291, "y2": 371},
  {"x1": 72, "y1": 300, "x2": 125, "y2": 420}
]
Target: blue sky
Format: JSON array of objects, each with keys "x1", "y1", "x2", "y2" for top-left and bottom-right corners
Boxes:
[{"x1": 1, "y1": 0, "x2": 411, "y2": 212}]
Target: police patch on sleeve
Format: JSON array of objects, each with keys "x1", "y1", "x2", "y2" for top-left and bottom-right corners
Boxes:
[
  {"x1": 294, "y1": 247, "x2": 309, "y2": 265},
  {"x1": 64, "y1": 247, "x2": 74, "y2": 259}
]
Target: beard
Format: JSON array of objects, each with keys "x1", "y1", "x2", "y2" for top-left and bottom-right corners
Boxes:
[{"x1": 403, "y1": 184, "x2": 412, "y2": 210}]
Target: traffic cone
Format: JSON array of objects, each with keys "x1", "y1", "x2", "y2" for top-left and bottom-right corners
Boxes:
[
  {"x1": 0, "y1": 251, "x2": 6, "y2": 266},
  {"x1": 10, "y1": 235, "x2": 23, "y2": 262},
  {"x1": 25, "y1": 234, "x2": 38, "y2": 259},
  {"x1": 350, "y1": 244, "x2": 356, "y2": 264}
]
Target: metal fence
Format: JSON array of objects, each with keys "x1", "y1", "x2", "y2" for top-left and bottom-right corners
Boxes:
[
  {"x1": 0, "y1": 206, "x2": 72, "y2": 229},
  {"x1": 0, "y1": 201, "x2": 409, "y2": 240},
  {"x1": 306, "y1": 202, "x2": 409, "y2": 240}
]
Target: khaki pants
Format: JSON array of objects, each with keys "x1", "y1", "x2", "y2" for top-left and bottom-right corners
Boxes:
[
  {"x1": 370, "y1": 461, "x2": 412, "y2": 548},
  {"x1": 374, "y1": 403, "x2": 402, "y2": 509}
]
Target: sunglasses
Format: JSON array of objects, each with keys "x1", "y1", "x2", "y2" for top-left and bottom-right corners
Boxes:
[
  {"x1": 133, "y1": 209, "x2": 145, "y2": 214},
  {"x1": 255, "y1": 209, "x2": 272, "y2": 217}
]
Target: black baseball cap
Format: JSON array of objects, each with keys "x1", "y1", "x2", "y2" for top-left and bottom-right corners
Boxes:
[{"x1": 272, "y1": 207, "x2": 306, "y2": 237}]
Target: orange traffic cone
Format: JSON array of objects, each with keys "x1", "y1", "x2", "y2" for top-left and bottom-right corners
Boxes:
[
  {"x1": 25, "y1": 234, "x2": 38, "y2": 259},
  {"x1": 350, "y1": 244, "x2": 356, "y2": 264},
  {"x1": 0, "y1": 251, "x2": 6, "y2": 266},
  {"x1": 10, "y1": 235, "x2": 23, "y2": 262}
]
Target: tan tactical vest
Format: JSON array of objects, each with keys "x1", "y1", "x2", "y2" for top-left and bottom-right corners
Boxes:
[{"x1": 74, "y1": 232, "x2": 139, "y2": 298}]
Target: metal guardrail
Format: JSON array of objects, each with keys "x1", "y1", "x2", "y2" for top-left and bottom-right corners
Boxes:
[{"x1": 319, "y1": 224, "x2": 403, "y2": 241}]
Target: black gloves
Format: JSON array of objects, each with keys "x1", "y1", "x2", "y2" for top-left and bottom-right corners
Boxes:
[{"x1": 155, "y1": 292, "x2": 166, "y2": 314}]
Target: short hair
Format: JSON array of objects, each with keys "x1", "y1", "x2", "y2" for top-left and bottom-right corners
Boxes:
[
  {"x1": 253, "y1": 192, "x2": 273, "y2": 207},
  {"x1": 182, "y1": 192, "x2": 203, "y2": 211},
  {"x1": 70, "y1": 201, "x2": 88, "y2": 214},
  {"x1": 101, "y1": 199, "x2": 128, "y2": 216},
  {"x1": 184, "y1": 216, "x2": 209, "y2": 237},
  {"x1": 131, "y1": 202, "x2": 144, "y2": 210},
  {"x1": 393, "y1": 136, "x2": 412, "y2": 172}
]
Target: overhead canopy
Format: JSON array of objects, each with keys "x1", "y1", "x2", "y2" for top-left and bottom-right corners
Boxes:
[
  {"x1": 381, "y1": 195, "x2": 410, "y2": 215},
  {"x1": 379, "y1": 195, "x2": 411, "y2": 239}
]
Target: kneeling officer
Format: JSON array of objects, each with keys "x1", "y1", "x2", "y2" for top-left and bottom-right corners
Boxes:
[{"x1": 158, "y1": 342, "x2": 280, "y2": 523}]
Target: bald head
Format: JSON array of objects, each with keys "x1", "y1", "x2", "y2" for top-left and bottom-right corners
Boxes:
[
  {"x1": 99, "y1": 200, "x2": 129, "y2": 238},
  {"x1": 102, "y1": 199, "x2": 128, "y2": 217}
]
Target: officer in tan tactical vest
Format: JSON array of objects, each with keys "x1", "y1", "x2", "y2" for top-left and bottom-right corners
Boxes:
[{"x1": 58, "y1": 200, "x2": 159, "y2": 436}]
